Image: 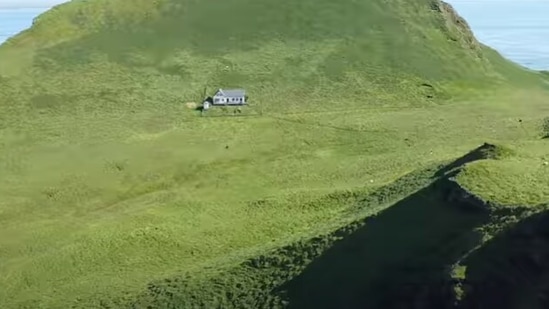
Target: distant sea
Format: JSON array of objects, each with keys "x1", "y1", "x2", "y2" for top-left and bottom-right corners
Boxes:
[
  {"x1": 0, "y1": 2, "x2": 548, "y2": 70},
  {"x1": 450, "y1": 1, "x2": 549, "y2": 71},
  {"x1": 0, "y1": 8, "x2": 49, "y2": 43}
]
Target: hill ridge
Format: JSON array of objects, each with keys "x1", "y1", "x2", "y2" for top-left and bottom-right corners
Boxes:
[{"x1": 126, "y1": 143, "x2": 542, "y2": 308}]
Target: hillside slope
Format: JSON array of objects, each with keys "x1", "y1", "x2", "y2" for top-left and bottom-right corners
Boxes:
[
  {"x1": 1, "y1": 0, "x2": 549, "y2": 308},
  {"x1": 0, "y1": 0, "x2": 543, "y2": 118}
]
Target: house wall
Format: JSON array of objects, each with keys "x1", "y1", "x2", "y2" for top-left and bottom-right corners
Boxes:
[
  {"x1": 213, "y1": 96, "x2": 246, "y2": 105},
  {"x1": 213, "y1": 95, "x2": 224, "y2": 104}
]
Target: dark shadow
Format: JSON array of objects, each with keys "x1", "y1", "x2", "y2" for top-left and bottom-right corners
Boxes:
[
  {"x1": 435, "y1": 143, "x2": 497, "y2": 177},
  {"x1": 459, "y1": 209, "x2": 549, "y2": 309},
  {"x1": 203, "y1": 96, "x2": 213, "y2": 104},
  {"x1": 278, "y1": 177, "x2": 490, "y2": 309},
  {"x1": 194, "y1": 97, "x2": 212, "y2": 111},
  {"x1": 125, "y1": 151, "x2": 502, "y2": 309}
]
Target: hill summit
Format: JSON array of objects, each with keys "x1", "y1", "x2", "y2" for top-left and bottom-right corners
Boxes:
[{"x1": 0, "y1": 0, "x2": 532, "y2": 117}]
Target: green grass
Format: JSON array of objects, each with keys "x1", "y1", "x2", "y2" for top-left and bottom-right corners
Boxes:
[
  {"x1": 457, "y1": 141, "x2": 549, "y2": 207},
  {"x1": 1, "y1": 0, "x2": 549, "y2": 307},
  {"x1": 2, "y1": 92, "x2": 549, "y2": 308},
  {"x1": 458, "y1": 208, "x2": 549, "y2": 309}
]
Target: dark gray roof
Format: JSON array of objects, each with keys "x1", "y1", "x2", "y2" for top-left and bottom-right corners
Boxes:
[{"x1": 217, "y1": 89, "x2": 245, "y2": 98}]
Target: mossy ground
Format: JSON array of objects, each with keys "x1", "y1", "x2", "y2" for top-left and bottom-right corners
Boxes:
[{"x1": 1, "y1": 0, "x2": 549, "y2": 307}]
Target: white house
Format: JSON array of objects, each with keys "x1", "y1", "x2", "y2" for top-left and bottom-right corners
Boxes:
[{"x1": 212, "y1": 89, "x2": 246, "y2": 105}]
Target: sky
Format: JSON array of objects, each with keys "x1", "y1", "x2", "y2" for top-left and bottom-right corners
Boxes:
[
  {"x1": 0, "y1": 0, "x2": 547, "y2": 8},
  {"x1": 3, "y1": 0, "x2": 545, "y2": 8},
  {"x1": 0, "y1": 0, "x2": 69, "y2": 9}
]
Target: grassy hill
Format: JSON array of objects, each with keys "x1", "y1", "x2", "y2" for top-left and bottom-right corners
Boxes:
[
  {"x1": 1, "y1": 0, "x2": 549, "y2": 308},
  {"x1": 0, "y1": 0, "x2": 544, "y2": 117}
]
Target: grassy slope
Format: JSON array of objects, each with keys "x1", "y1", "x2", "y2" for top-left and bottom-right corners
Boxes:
[
  {"x1": 0, "y1": 0, "x2": 549, "y2": 307},
  {"x1": 458, "y1": 143, "x2": 549, "y2": 207}
]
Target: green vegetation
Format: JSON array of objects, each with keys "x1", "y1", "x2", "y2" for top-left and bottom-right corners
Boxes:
[
  {"x1": 1, "y1": 0, "x2": 549, "y2": 308},
  {"x1": 457, "y1": 143, "x2": 549, "y2": 207}
]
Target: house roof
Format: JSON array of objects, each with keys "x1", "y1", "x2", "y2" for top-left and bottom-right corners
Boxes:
[{"x1": 217, "y1": 88, "x2": 246, "y2": 98}]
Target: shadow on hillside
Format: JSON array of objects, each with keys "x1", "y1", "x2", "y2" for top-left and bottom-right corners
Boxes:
[
  {"x1": 278, "y1": 178, "x2": 490, "y2": 309},
  {"x1": 459, "y1": 209, "x2": 549, "y2": 309},
  {"x1": 435, "y1": 142, "x2": 497, "y2": 177},
  {"x1": 125, "y1": 145, "x2": 503, "y2": 309}
]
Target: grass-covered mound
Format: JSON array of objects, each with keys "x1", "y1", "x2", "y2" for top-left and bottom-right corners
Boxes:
[
  {"x1": 1, "y1": 0, "x2": 549, "y2": 308},
  {"x1": 457, "y1": 142, "x2": 549, "y2": 207}
]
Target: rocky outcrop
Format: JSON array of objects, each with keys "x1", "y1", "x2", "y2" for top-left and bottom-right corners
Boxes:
[{"x1": 431, "y1": 0, "x2": 482, "y2": 52}]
